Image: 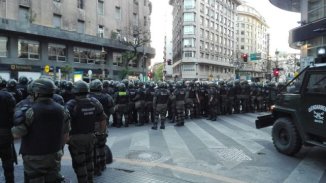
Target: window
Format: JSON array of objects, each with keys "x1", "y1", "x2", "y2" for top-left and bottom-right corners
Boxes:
[
  {"x1": 0, "y1": 37, "x2": 7, "y2": 57},
  {"x1": 144, "y1": 16, "x2": 147, "y2": 26},
  {"x1": 133, "y1": 13, "x2": 138, "y2": 26},
  {"x1": 74, "y1": 47, "x2": 105, "y2": 64},
  {"x1": 98, "y1": 25, "x2": 104, "y2": 38},
  {"x1": 98, "y1": 0, "x2": 104, "y2": 15},
  {"x1": 184, "y1": 0, "x2": 195, "y2": 9},
  {"x1": 18, "y1": 39, "x2": 39, "y2": 60},
  {"x1": 306, "y1": 72, "x2": 326, "y2": 95},
  {"x1": 48, "y1": 43, "x2": 66, "y2": 62},
  {"x1": 78, "y1": 0, "x2": 84, "y2": 9},
  {"x1": 308, "y1": 0, "x2": 326, "y2": 22},
  {"x1": 53, "y1": 14, "x2": 61, "y2": 28},
  {"x1": 184, "y1": 51, "x2": 194, "y2": 58},
  {"x1": 77, "y1": 20, "x2": 85, "y2": 33},
  {"x1": 184, "y1": 38, "x2": 195, "y2": 47},
  {"x1": 19, "y1": 6, "x2": 29, "y2": 22},
  {"x1": 184, "y1": 25, "x2": 195, "y2": 34},
  {"x1": 113, "y1": 53, "x2": 123, "y2": 66},
  {"x1": 184, "y1": 12, "x2": 195, "y2": 22},
  {"x1": 115, "y1": 6, "x2": 121, "y2": 20}
]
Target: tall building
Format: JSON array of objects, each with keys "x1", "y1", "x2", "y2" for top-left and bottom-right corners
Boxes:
[
  {"x1": 0, "y1": 0, "x2": 155, "y2": 81},
  {"x1": 169, "y1": 0, "x2": 241, "y2": 81},
  {"x1": 269, "y1": 0, "x2": 326, "y2": 66},
  {"x1": 236, "y1": 2, "x2": 269, "y2": 81}
]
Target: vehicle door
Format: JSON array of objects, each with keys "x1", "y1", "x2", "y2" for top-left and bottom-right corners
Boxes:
[{"x1": 300, "y1": 70, "x2": 326, "y2": 138}]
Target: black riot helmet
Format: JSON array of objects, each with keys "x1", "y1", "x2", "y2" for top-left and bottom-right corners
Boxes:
[
  {"x1": 103, "y1": 80, "x2": 110, "y2": 88},
  {"x1": 6, "y1": 79, "x2": 18, "y2": 89},
  {"x1": 72, "y1": 80, "x2": 89, "y2": 94},
  {"x1": 32, "y1": 78, "x2": 56, "y2": 95},
  {"x1": 19, "y1": 76, "x2": 28, "y2": 85},
  {"x1": 90, "y1": 79, "x2": 103, "y2": 92},
  {"x1": 176, "y1": 81, "x2": 183, "y2": 89},
  {"x1": 117, "y1": 83, "x2": 126, "y2": 92}
]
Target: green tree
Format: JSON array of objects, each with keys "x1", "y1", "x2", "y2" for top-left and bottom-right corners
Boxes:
[
  {"x1": 119, "y1": 25, "x2": 151, "y2": 79},
  {"x1": 153, "y1": 64, "x2": 163, "y2": 81},
  {"x1": 60, "y1": 65, "x2": 73, "y2": 80}
]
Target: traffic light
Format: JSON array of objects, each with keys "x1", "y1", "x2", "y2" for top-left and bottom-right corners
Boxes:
[
  {"x1": 273, "y1": 68, "x2": 280, "y2": 77},
  {"x1": 147, "y1": 71, "x2": 153, "y2": 79},
  {"x1": 241, "y1": 53, "x2": 248, "y2": 62},
  {"x1": 167, "y1": 59, "x2": 172, "y2": 65}
]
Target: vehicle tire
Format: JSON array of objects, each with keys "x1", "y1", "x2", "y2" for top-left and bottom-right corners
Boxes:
[{"x1": 272, "y1": 117, "x2": 302, "y2": 156}]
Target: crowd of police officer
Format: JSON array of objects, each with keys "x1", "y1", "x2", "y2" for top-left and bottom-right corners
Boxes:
[{"x1": 0, "y1": 75, "x2": 280, "y2": 183}]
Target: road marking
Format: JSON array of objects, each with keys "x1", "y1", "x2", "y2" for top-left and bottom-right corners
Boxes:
[
  {"x1": 114, "y1": 157, "x2": 247, "y2": 183},
  {"x1": 185, "y1": 121, "x2": 226, "y2": 149},
  {"x1": 284, "y1": 152, "x2": 325, "y2": 183},
  {"x1": 162, "y1": 126, "x2": 195, "y2": 163},
  {"x1": 204, "y1": 120, "x2": 264, "y2": 154},
  {"x1": 106, "y1": 136, "x2": 116, "y2": 148},
  {"x1": 129, "y1": 131, "x2": 150, "y2": 151},
  {"x1": 219, "y1": 116, "x2": 271, "y2": 141}
]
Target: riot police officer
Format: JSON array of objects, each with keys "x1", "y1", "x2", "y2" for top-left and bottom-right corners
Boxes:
[
  {"x1": 66, "y1": 80, "x2": 106, "y2": 182},
  {"x1": 145, "y1": 82, "x2": 155, "y2": 124},
  {"x1": 88, "y1": 79, "x2": 112, "y2": 174},
  {"x1": 114, "y1": 83, "x2": 130, "y2": 127},
  {"x1": 17, "y1": 76, "x2": 29, "y2": 100},
  {"x1": 0, "y1": 81, "x2": 16, "y2": 183},
  {"x1": 207, "y1": 82, "x2": 218, "y2": 121},
  {"x1": 128, "y1": 82, "x2": 138, "y2": 124},
  {"x1": 134, "y1": 82, "x2": 146, "y2": 126},
  {"x1": 61, "y1": 81, "x2": 75, "y2": 103},
  {"x1": 174, "y1": 81, "x2": 187, "y2": 127},
  {"x1": 12, "y1": 78, "x2": 71, "y2": 183},
  {"x1": 152, "y1": 82, "x2": 170, "y2": 130},
  {"x1": 2, "y1": 79, "x2": 23, "y2": 103}
]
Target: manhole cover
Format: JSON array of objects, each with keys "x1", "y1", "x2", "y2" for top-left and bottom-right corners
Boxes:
[
  {"x1": 126, "y1": 150, "x2": 162, "y2": 162},
  {"x1": 216, "y1": 148, "x2": 252, "y2": 162}
]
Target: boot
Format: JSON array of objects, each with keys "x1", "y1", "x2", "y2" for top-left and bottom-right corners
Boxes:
[
  {"x1": 151, "y1": 123, "x2": 158, "y2": 130},
  {"x1": 160, "y1": 123, "x2": 165, "y2": 129}
]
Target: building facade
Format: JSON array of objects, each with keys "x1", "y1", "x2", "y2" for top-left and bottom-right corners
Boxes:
[
  {"x1": 0, "y1": 0, "x2": 155, "y2": 81},
  {"x1": 169, "y1": 0, "x2": 241, "y2": 81},
  {"x1": 236, "y1": 2, "x2": 269, "y2": 81},
  {"x1": 269, "y1": 0, "x2": 326, "y2": 66}
]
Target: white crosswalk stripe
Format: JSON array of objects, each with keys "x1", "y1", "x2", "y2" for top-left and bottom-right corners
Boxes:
[
  {"x1": 203, "y1": 120, "x2": 265, "y2": 154},
  {"x1": 106, "y1": 136, "x2": 116, "y2": 148},
  {"x1": 219, "y1": 116, "x2": 271, "y2": 141},
  {"x1": 284, "y1": 151, "x2": 325, "y2": 183},
  {"x1": 129, "y1": 131, "x2": 150, "y2": 151},
  {"x1": 185, "y1": 121, "x2": 226, "y2": 149},
  {"x1": 162, "y1": 126, "x2": 196, "y2": 164}
]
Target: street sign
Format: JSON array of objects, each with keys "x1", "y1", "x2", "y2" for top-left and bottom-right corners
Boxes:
[
  {"x1": 44, "y1": 65, "x2": 50, "y2": 73},
  {"x1": 250, "y1": 53, "x2": 261, "y2": 61}
]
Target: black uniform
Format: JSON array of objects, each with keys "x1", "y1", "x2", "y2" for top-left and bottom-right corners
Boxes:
[{"x1": 0, "y1": 91, "x2": 16, "y2": 183}]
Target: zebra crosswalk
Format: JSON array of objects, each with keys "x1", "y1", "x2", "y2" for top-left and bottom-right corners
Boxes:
[{"x1": 108, "y1": 113, "x2": 326, "y2": 183}]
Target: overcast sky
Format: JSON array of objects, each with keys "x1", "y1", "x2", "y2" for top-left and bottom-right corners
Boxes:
[{"x1": 149, "y1": 0, "x2": 301, "y2": 65}]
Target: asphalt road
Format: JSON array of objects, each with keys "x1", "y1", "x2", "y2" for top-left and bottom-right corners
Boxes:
[{"x1": 1, "y1": 112, "x2": 326, "y2": 183}]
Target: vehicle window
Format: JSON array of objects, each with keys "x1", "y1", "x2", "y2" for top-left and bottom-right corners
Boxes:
[{"x1": 306, "y1": 73, "x2": 326, "y2": 95}]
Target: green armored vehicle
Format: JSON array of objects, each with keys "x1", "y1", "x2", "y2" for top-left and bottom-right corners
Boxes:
[{"x1": 256, "y1": 62, "x2": 326, "y2": 156}]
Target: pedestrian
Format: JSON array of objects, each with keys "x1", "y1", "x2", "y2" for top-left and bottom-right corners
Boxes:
[
  {"x1": 11, "y1": 78, "x2": 70, "y2": 183},
  {"x1": 66, "y1": 80, "x2": 106, "y2": 183},
  {"x1": 0, "y1": 79, "x2": 16, "y2": 183}
]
